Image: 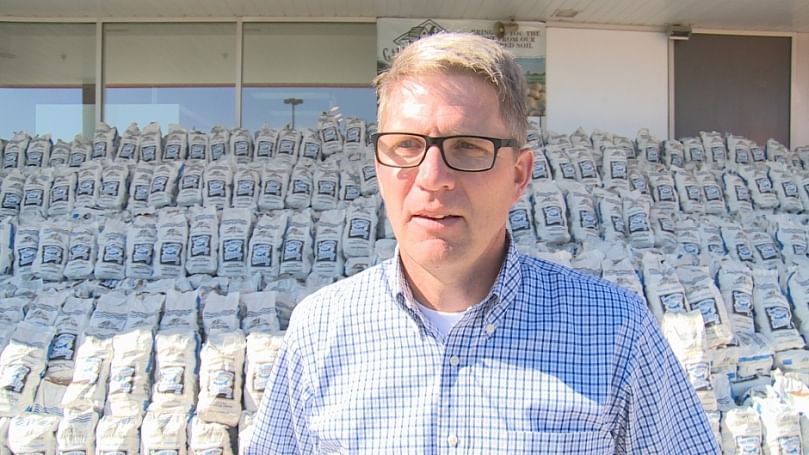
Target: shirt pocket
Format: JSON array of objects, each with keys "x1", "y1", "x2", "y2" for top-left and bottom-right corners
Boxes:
[{"x1": 495, "y1": 429, "x2": 614, "y2": 454}]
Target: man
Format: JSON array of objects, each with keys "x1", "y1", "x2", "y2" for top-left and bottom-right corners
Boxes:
[{"x1": 247, "y1": 32, "x2": 719, "y2": 453}]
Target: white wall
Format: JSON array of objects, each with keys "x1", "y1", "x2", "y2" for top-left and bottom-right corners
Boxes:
[
  {"x1": 546, "y1": 27, "x2": 669, "y2": 140},
  {"x1": 793, "y1": 33, "x2": 809, "y2": 147}
]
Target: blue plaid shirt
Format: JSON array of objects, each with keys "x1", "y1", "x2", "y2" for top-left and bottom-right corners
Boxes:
[{"x1": 247, "y1": 239, "x2": 720, "y2": 454}]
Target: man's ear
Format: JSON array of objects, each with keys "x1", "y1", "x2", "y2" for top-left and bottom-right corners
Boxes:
[{"x1": 512, "y1": 148, "x2": 534, "y2": 203}]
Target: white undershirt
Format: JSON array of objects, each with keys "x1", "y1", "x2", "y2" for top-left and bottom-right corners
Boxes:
[{"x1": 415, "y1": 301, "x2": 467, "y2": 339}]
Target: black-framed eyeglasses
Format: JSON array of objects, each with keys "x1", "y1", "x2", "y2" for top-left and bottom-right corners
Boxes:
[{"x1": 371, "y1": 132, "x2": 520, "y2": 172}]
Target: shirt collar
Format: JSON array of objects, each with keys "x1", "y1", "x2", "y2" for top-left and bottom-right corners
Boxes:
[{"x1": 387, "y1": 231, "x2": 522, "y2": 322}]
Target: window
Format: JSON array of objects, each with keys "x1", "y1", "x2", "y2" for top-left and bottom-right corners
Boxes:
[
  {"x1": 241, "y1": 23, "x2": 377, "y2": 131},
  {"x1": 103, "y1": 22, "x2": 237, "y2": 133},
  {"x1": 0, "y1": 22, "x2": 96, "y2": 140}
]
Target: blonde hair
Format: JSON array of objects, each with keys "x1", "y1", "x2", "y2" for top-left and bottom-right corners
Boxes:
[{"x1": 374, "y1": 32, "x2": 529, "y2": 144}]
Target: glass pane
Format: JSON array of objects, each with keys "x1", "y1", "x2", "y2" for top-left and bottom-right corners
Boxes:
[
  {"x1": 0, "y1": 23, "x2": 96, "y2": 139},
  {"x1": 241, "y1": 87, "x2": 376, "y2": 132},
  {"x1": 103, "y1": 23, "x2": 237, "y2": 132},
  {"x1": 242, "y1": 23, "x2": 376, "y2": 85},
  {"x1": 242, "y1": 23, "x2": 377, "y2": 130},
  {"x1": 105, "y1": 86, "x2": 236, "y2": 133}
]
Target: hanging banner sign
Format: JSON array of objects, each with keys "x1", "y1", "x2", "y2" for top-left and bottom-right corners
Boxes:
[{"x1": 377, "y1": 18, "x2": 546, "y2": 117}]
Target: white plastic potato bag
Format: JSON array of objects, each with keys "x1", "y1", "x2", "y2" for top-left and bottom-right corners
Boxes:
[
  {"x1": 155, "y1": 210, "x2": 189, "y2": 279},
  {"x1": 127, "y1": 162, "x2": 154, "y2": 211},
  {"x1": 752, "y1": 396, "x2": 802, "y2": 455},
  {"x1": 674, "y1": 168, "x2": 703, "y2": 214},
  {"x1": 642, "y1": 252, "x2": 690, "y2": 322},
  {"x1": 56, "y1": 409, "x2": 98, "y2": 455},
  {"x1": 203, "y1": 291, "x2": 240, "y2": 335},
  {"x1": 187, "y1": 205, "x2": 220, "y2": 276},
  {"x1": 299, "y1": 128, "x2": 322, "y2": 164},
  {"x1": 115, "y1": 123, "x2": 139, "y2": 162},
  {"x1": 232, "y1": 165, "x2": 260, "y2": 210},
  {"x1": 141, "y1": 411, "x2": 188, "y2": 455},
  {"x1": 150, "y1": 330, "x2": 199, "y2": 414},
  {"x1": 12, "y1": 224, "x2": 38, "y2": 279},
  {"x1": 244, "y1": 213, "x2": 283, "y2": 280},
  {"x1": 717, "y1": 260, "x2": 756, "y2": 336},
  {"x1": 285, "y1": 163, "x2": 314, "y2": 209},
  {"x1": 259, "y1": 164, "x2": 290, "y2": 211},
  {"x1": 721, "y1": 406, "x2": 762, "y2": 455},
  {"x1": 197, "y1": 331, "x2": 245, "y2": 427},
  {"x1": 700, "y1": 130, "x2": 727, "y2": 168},
  {"x1": 275, "y1": 127, "x2": 300, "y2": 166},
  {"x1": 95, "y1": 218, "x2": 127, "y2": 280},
  {"x1": 318, "y1": 114, "x2": 342, "y2": 159},
  {"x1": 177, "y1": 160, "x2": 205, "y2": 207},
  {"x1": 148, "y1": 161, "x2": 180, "y2": 209},
  {"x1": 740, "y1": 164, "x2": 779, "y2": 210},
  {"x1": 675, "y1": 265, "x2": 734, "y2": 349},
  {"x1": 48, "y1": 169, "x2": 76, "y2": 217},
  {"x1": 7, "y1": 413, "x2": 60, "y2": 455},
  {"x1": 312, "y1": 209, "x2": 345, "y2": 279},
  {"x1": 68, "y1": 136, "x2": 92, "y2": 168},
  {"x1": 32, "y1": 222, "x2": 70, "y2": 281},
  {"x1": 594, "y1": 188, "x2": 625, "y2": 243},
  {"x1": 49, "y1": 139, "x2": 70, "y2": 167},
  {"x1": 312, "y1": 159, "x2": 341, "y2": 211},
  {"x1": 532, "y1": 180, "x2": 570, "y2": 244},
  {"x1": 0, "y1": 170, "x2": 24, "y2": 218},
  {"x1": 343, "y1": 198, "x2": 377, "y2": 258},
  {"x1": 190, "y1": 416, "x2": 234, "y2": 455},
  {"x1": 209, "y1": 125, "x2": 230, "y2": 162},
  {"x1": 0, "y1": 321, "x2": 55, "y2": 417},
  {"x1": 20, "y1": 170, "x2": 51, "y2": 222},
  {"x1": 97, "y1": 161, "x2": 129, "y2": 211},
  {"x1": 204, "y1": 160, "x2": 233, "y2": 209},
  {"x1": 61, "y1": 335, "x2": 112, "y2": 412},
  {"x1": 622, "y1": 190, "x2": 654, "y2": 249},
  {"x1": 126, "y1": 215, "x2": 157, "y2": 279},
  {"x1": 163, "y1": 123, "x2": 188, "y2": 161},
  {"x1": 560, "y1": 181, "x2": 599, "y2": 243},
  {"x1": 343, "y1": 117, "x2": 366, "y2": 157},
  {"x1": 139, "y1": 121, "x2": 162, "y2": 163},
  {"x1": 45, "y1": 296, "x2": 94, "y2": 384},
  {"x1": 106, "y1": 328, "x2": 154, "y2": 417},
  {"x1": 25, "y1": 133, "x2": 52, "y2": 167},
  {"x1": 721, "y1": 223, "x2": 755, "y2": 264},
  {"x1": 531, "y1": 148, "x2": 552, "y2": 182},
  {"x1": 218, "y1": 208, "x2": 252, "y2": 278},
  {"x1": 254, "y1": 125, "x2": 278, "y2": 162},
  {"x1": 94, "y1": 414, "x2": 142, "y2": 455},
  {"x1": 74, "y1": 160, "x2": 102, "y2": 209},
  {"x1": 648, "y1": 167, "x2": 678, "y2": 212},
  {"x1": 244, "y1": 331, "x2": 284, "y2": 412},
  {"x1": 340, "y1": 166, "x2": 362, "y2": 202},
  {"x1": 753, "y1": 268, "x2": 805, "y2": 352}
]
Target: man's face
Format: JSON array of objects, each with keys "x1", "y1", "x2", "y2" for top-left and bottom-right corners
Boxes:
[{"x1": 377, "y1": 72, "x2": 532, "y2": 273}]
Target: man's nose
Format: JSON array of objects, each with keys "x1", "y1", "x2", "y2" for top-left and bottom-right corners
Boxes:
[{"x1": 414, "y1": 144, "x2": 455, "y2": 191}]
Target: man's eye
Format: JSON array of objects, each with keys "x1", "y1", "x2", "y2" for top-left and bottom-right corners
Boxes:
[
  {"x1": 393, "y1": 140, "x2": 423, "y2": 151},
  {"x1": 450, "y1": 139, "x2": 489, "y2": 154}
]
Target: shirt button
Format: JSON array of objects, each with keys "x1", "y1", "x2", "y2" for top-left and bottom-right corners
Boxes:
[
  {"x1": 449, "y1": 355, "x2": 460, "y2": 367},
  {"x1": 485, "y1": 323, "x2": 496, "y2": 335},
  {"x1": 447, "y1": 434, "x2": 459, "y2": 447}
]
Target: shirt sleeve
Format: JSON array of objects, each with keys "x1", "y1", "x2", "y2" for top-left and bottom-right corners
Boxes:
[
  {"x1": 615, "y1": 311, "x2": 721, "y2": 454},
  {"x1": 245, "y1": 334, "x2": 316, "y2": 454}
]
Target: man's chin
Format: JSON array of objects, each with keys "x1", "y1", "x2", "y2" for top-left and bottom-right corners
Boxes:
[{"x1": 402, "y1": 238, "x2": 464, "y2": 266}]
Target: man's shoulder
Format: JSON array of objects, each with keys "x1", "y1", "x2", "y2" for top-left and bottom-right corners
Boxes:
[
  {"x1": 516, "y1": 253, "x2": 649, "y2": 321},
  {"x1": 287, "y1": 261, "x2": 392, "y2": 327}
]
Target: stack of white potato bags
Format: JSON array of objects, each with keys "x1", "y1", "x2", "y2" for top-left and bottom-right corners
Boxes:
[{"x1": 4, "y1": 115, "x2": 809, "y2": 452}]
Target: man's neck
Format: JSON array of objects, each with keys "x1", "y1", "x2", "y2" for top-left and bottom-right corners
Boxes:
[{"x1": 400, "y1": 236, "x2": 508, "y2": 313}]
